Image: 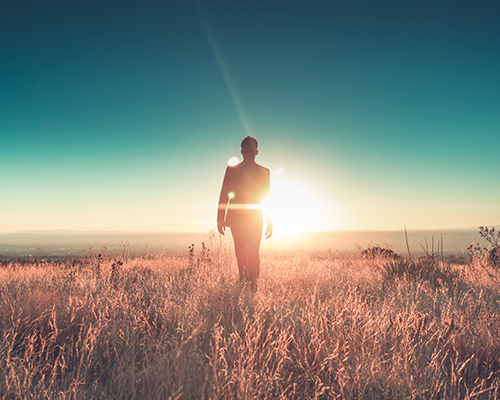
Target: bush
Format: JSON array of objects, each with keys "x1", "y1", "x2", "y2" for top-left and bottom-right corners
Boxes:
[
  {"x1": 360, "y1": 245, "x2": 401, "y2": 261},
  {"x1": 480, "y1": 226, "x2": 500, "y2": 269},
  {"x1": 380, "y1": 258, "x2": 458, "y2": 287},
  {"x1": 468, "y1": 227, "x2": 500, "y2": 269}
]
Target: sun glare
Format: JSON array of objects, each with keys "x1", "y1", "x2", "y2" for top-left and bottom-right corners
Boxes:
[
  {"x1": 272, "y1": 167, "x2": 284, "y2": 178},
  {"x1": 269, "y1": 170, "x2": 332, "y2": 236},
  {"x1": 228, "y1": 157, "x2": 240, "y2": 166}
]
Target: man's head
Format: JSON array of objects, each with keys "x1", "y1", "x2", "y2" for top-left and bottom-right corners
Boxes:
[{"x1": 241, "y1": 136, "x2": 258, "y2": 161}]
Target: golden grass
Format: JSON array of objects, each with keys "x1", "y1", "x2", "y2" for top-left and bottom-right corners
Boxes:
[{"x1": 0, "y1": 241, "x2": 499, "y2": 399}]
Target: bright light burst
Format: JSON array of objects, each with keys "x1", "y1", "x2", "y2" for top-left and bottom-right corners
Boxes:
[
  {"x1": 227, "y1": 157, "x2": 240, "y2": 166},
  {"x1": 269, "y1": 171, "x2": 332, "y2": 235},
  {"x1": 272, "y1": 167, "x2": 284, "y2": 178}
]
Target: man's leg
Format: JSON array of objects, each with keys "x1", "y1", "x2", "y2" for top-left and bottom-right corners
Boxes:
[
  {"x1": 245, "y1": 221, "x2": 263, "y2": 291},
  {"x1": 230, "y1": 224, "x2": 248, "y2": 282},
  {"x1": 230, "y1": 220, "x2": 263, "y2": 290}
]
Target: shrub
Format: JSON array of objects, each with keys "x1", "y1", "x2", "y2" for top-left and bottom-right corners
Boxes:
[
  {"x1": 380, "y1": 258, "x2": 457, "y2": 287},
  {"x1": 360, "y1": 245, "x2": 401, "y2": 261},
  {"x1": 468, "y1": 227, "x2": 500, "y2": 269},
  {"x1": 479, "y1": 226, "x2": 500, "y2": 268}
]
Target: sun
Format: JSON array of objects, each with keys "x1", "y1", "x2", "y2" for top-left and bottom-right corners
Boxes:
[{"x1": 268, "y1": 170, "x2": 332, "y2": 236}]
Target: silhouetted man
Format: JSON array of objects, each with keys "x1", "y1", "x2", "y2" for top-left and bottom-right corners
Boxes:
[{"x1": 217, "y1": 136, "x2": 273, "y2": 291}]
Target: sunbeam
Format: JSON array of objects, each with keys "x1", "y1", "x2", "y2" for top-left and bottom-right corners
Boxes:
[{"x1": 196, "y1": 2, "x2": 253, "y2": 137}]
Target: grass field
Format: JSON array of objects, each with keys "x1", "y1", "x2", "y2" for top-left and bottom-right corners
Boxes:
[{"x1": 1, "y1": 231, "x2": 499, "y2": 399}]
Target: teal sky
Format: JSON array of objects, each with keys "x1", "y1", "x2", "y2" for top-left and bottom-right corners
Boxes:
[{"x1": 1, "y1": 0, "x2": 499, "y2": 234}]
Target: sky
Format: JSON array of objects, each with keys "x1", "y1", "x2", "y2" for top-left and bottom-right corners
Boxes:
[{"x1": 1, "y1": 0, "x2": 499, "y2": 236}]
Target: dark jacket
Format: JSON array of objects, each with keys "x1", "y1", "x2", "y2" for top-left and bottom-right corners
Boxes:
[{"x1": 217, "y1": 163, "x2": 272, "y2": 227}]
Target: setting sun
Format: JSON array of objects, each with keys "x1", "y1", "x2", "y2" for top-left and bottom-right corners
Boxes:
[{"x1": 269, "y1": 170, "x2": 332, "y2": 236}]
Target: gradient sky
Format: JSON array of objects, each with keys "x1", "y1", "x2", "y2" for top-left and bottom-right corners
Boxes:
[{"x1": 1, "y1": 0, "x2": 499, "y2": 235}]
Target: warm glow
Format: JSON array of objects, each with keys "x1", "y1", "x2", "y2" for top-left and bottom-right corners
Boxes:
[
  {"x1": 273, "y1": 168, "x2": 284, "y2": 178},
  {"x1": 269, "y1": 171, "x2": 333, "y2": 235},
  {"x1": 227, "y1": 156, "x2": 240, "y2": 166}
]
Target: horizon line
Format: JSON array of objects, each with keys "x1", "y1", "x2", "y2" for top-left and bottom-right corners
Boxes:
[{"x1": 1, "y1": 225, "x2": 497, "y2": 236}]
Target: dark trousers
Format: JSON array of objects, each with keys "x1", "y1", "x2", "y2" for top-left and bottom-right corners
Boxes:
[{"x1": 229, "y1": 220, "x2": 263, "y2": 291}]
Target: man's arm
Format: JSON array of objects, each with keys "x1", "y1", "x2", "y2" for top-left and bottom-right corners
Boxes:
[
  {"x1": 265, "y1": 223, "x2": 273, "y2": 239},
  {"x1": 217, "y1": 167, "x2": 231, "y2": 235},
  {"x1": 263, "y1": 168, "x2": 273, "y2": 239}
]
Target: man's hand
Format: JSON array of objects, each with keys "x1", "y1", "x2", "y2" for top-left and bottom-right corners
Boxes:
[
  {"x1": 265, "y1": 224, "x2": 273, "y2": 239},
  {"x1": 217, "y1": 222, "x2": 226, "y2": 235}
]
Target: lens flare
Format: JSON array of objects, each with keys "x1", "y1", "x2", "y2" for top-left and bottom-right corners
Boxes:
[
  {"x1": 273, "y1": 168, "x2": 284, "y2": 178},
  {"x1": 197, "y1": 4, "x2": 253, "y2": 137},
  {"x1": 228, "y1": 191, "x2": 235, "y2": 199},
  {"x1": 228, "y1": 157, "x2": 240, "y2": 166}
]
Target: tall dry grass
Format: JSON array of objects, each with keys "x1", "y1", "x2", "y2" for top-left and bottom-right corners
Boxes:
[{"x1": 0, "y1": 234, "x2": 499, "y2": 399}]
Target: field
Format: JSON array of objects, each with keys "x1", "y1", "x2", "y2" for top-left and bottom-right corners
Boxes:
[{"x1": 1, "y1": 231, "x2": 499, "y2": 399}]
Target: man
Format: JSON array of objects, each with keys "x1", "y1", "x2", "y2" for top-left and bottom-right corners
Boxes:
[{"x1": 217, "y1": 136, "x2": 273, "y2": 291}]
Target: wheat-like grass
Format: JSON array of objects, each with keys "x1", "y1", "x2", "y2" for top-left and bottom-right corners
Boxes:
[{"x1": 0, "y1": 245, "x2": 499, "y2": 399}]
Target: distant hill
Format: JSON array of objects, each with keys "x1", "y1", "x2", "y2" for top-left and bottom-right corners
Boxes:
[
  {"x1": 1, "y1": 227, "x2": 497, "y2": 257},
  {"x1": 0, "y1": 231, "x2": 205, "y2": 257}
]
